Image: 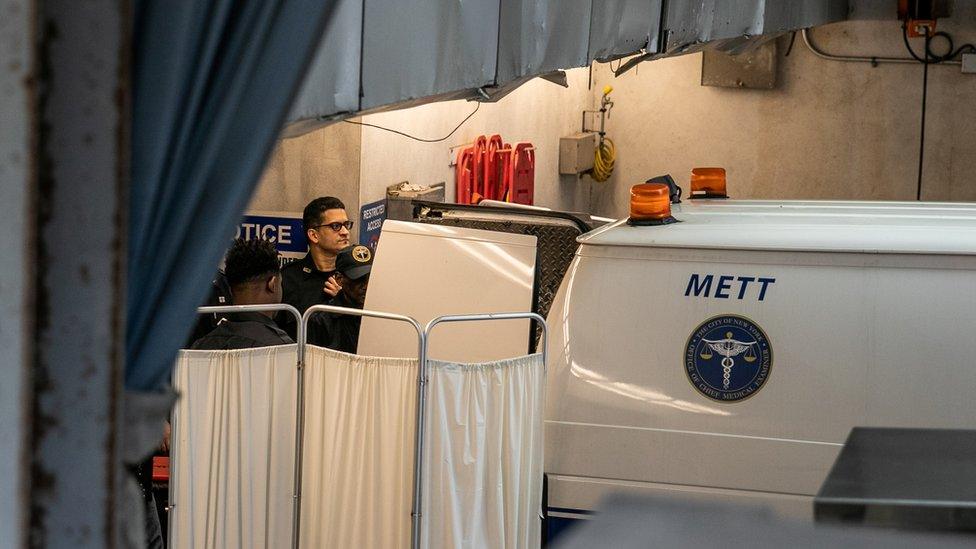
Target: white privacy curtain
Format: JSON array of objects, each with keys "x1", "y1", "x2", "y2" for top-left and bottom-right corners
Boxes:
[
  {"x1": 300, "y1": 346, "x2": 419, "y2": 549},
  {"x1": 170, "y1": 345, "x2": 298, "y2": 549},
  {"x1": 422, "y1": 354, "x2": 546, "y2": 549}
]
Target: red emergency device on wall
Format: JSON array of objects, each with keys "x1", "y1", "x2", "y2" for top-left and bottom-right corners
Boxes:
[
  {"x1": 455, "y1": 146, "x2": 476, "y2": 205},
  {"x1": 484, "y1": 135, "x2": 504, "y2": 201},
  {"x1": 471, "y1": 135, "x2": 488, "y2": 201},
  {"x1": 508, "y1": 143, "x2": 535, "y2": 205},
  {"x1": 456, "y1": 135, "x2": 534, "y2": 205}
]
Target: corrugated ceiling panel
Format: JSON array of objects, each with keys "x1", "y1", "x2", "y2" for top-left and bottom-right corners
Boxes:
[
  {"x1": 762, "y1": 1, "x2": 849, "y2": 35},
  {"x1": 588, "y1": 0, "x2": 664, "y2": 61},
  {"x1": 361, "y1": 0, "x2": 500, "y2": 110},
  {"x1": 664, "y1": 0, "x2": 848, "y2": 54},
  {"x1": 283, "y1": 0, "x2": 848, "y2": 133},
  {"x1": 665, "y1": 0, "x2": 761, "y2": 52},
  {"x1": 496, "y1": 0, "x2": 592, "y2": 83},
  {"x1": 287, "y1": 0, "x2": 362, "y2": 122}
]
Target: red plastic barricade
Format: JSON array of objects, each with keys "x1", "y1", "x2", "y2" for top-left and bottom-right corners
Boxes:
[
  {"x1": 471, "y1": 135, "x2": 488, "y2": 200},
  {"x1": 509, "y1": 143, "x2": 535, "y2": 205},
  {"x1": 455, "y1": 135, "x2": 534, "y2": 204},
  {"x1": 455, "y1": 146, "x2": 476, "y2": 205},
  {"x1": 496, "y1": 145, "x2": 513, "y2": 202},
  {"x1": 484, "y1": 135, "x2": 504, "y2": 201}
]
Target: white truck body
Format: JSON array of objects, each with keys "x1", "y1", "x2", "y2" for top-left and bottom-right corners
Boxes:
[{"x1": 544, "y1": 200, "x2": 976, "y2": 530}]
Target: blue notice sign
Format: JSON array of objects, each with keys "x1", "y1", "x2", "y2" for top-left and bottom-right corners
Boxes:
[
  {"x1": 237, "y1": 212, "x2": 308, "y2": 260},
  {"x1": 359, "y1": 199, "x2": 387, "y2": 252}
]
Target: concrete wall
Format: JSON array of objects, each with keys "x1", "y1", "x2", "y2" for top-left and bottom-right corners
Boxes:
[
  {"x1": 357, "y1": 69, "x2": 594, "y2": 212},
  {"x1": 250, "y1": 122, "x2": 363, "y2": 240},
  {"x1": 587, "y1": 7, "x2": 976, "y2": 217}
]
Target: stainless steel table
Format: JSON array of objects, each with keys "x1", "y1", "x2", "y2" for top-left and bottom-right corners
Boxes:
[{"x1": 814, "y1": 427, "x2": 976, "y2": 532}]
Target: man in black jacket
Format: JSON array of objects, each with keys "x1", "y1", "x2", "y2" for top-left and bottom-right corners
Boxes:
[
  {"x1": 279, "y1": 196, "x2": 352, "y2": 338},
  {"x1": 308, "y1": 244, "x2": 372, "y2": 353},
  {"x1": 192, "y1": 238, "x2": 293, "y2": 349}
]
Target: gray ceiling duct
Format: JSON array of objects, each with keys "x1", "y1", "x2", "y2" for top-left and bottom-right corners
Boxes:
[
  {"x1": 361, "y1": 0, "x2": 500, "y2": 110},
  {"x1": 617, "y1": 0, "x2": 849, "y2": 74},
  {"x1": 495, "y1": 0, "x2": 593, "y2": 83},
  {"x1": 285, "y1": 0, "x2": 848, "y2": 136},
  {"x1": 666, "y1": 0, "x2": 849, "y2": 55},
  {"x1": 589, "y1": 0, "x2": 664, "y2": 62}
]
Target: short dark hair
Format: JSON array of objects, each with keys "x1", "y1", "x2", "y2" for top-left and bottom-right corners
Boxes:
[
  {"x1": 224, "y1": 238, "x2": 280, "y2": 287},
  {"x1": 303, "y1": 196, "x2": 346, "y2": 232}
]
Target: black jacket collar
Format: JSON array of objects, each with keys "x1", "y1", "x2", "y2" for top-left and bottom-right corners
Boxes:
[
  {"x1": 298, "y1": 252, "x2": 334, "y2": 279},
  {"x1": 227, "y1": 311, "x2": 281, "y2": 327}
]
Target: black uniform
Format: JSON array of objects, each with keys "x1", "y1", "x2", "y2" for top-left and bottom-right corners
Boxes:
[
  {"x1": 185, "y1": 270, "x2": 233, "y2": 347},
  {"x1": 190, "y1": 312, "x2": 293, "y2": 350},
  {"x1": 308, "y1": 291, "x2": 362, "y2": 353},
  {"x1": 279, "y1": 253, "x2": 336, "y2": 338}
]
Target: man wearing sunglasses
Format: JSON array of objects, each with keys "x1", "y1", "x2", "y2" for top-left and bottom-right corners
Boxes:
[{"x1": 279, "y1": 196, "x2": 354, "y2": 337}]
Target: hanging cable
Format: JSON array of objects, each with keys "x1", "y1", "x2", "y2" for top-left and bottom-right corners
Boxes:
[
  {"x1": 902, "y1": 24, "x2": 931, "y2": 201},
  {"x1": 903, "y1": 27, "x2": 975, "y2": 64},
  {"x1": 917, "y1": 30, "x2": 929, "y2": 201},
  {"x1": 802, "y1": 27, "x2": 962, "y2": 66},
  {"x1": 343, "y1": 102, "x2": 481, "y2": 143},
  {"x1": 784, "y1": 31, "x2": 798, "y2": 57},
  {"x1": 592, "y1": 138, "x2": 615, "y2": 182}
]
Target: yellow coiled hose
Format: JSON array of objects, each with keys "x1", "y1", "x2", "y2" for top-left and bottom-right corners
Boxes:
[{"x1": 591, "y1": 137, "x2": 615, "y2": 182}]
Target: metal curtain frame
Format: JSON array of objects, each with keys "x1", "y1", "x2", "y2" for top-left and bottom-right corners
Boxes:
[
  {"x1": 415, "y1": 312, "x2": 548, "y2": 549},
  {"x1": 168, "y1": 303, "x2": 304, "y2": 549},
  {"x1": 299, "y1": 304, "x2": 426, "y2": 549},
  {"x1": 172, "y1": 306, "x2": 545, "y2": 549}
]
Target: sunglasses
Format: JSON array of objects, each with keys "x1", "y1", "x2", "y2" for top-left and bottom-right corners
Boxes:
[{"x1": 312, "y1": 221, "x2": 354, "y2": 232}]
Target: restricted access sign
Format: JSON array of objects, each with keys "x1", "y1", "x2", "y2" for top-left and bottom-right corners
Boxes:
[
  {"x1": 359, "y1": 199, "x2": 387, "y2": 252},
  {"x1": 237, "y1": 211, "x2": 308, "y2": 266}
]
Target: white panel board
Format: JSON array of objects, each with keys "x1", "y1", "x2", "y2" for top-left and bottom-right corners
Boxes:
[{"x1": 358, "y1": 220, "x2": 537, "y2": 362}]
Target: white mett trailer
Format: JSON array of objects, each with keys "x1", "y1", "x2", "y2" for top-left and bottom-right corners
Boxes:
[{"x1": 543, "y1": 183, "x2": 976, "y2": 537}]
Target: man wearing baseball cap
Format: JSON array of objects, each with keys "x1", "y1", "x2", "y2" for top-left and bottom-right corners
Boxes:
[{"x1": 308, "y1": 244, "x2": 373, "y2": 353}]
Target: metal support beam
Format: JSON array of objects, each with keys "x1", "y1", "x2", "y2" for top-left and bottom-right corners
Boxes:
[
  {"x1": 0, "y1": 0, "x2": 36, "y2": 546},
  {"x1": 31, "y1": 0, "x2": 128, "y2": 546}
]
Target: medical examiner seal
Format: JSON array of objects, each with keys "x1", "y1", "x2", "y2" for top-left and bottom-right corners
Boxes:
[{"x1": 685, "y1": 315, "x2": 772, "y2": 402}]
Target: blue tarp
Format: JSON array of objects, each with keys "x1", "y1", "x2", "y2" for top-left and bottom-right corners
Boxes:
[{"x1": 128, "y1": 1, "x2": 335, "y2": 390}]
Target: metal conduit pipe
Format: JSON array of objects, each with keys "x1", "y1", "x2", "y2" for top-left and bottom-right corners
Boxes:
[{"x1": 801, "y1": 28, "x2": 961, "y2": 66}]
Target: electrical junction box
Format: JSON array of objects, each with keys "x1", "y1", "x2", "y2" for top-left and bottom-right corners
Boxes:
[
  {"x1": 962, "y1": 53, "x2": 976, "y2": 74},
  {"x1": 701, "y1": 40, "x2": 777, "y2": 89},
  {"x1": 559, "y1": 132, "x2": 596, "y2": 175}
]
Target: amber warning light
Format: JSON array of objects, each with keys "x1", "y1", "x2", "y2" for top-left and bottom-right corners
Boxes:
[
  {"x1": 629, "y1": 183, "x2": 676, "y2": 225},
  {"x1": 690, "y1": 167, "x2": 728, "y2": 199}
]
